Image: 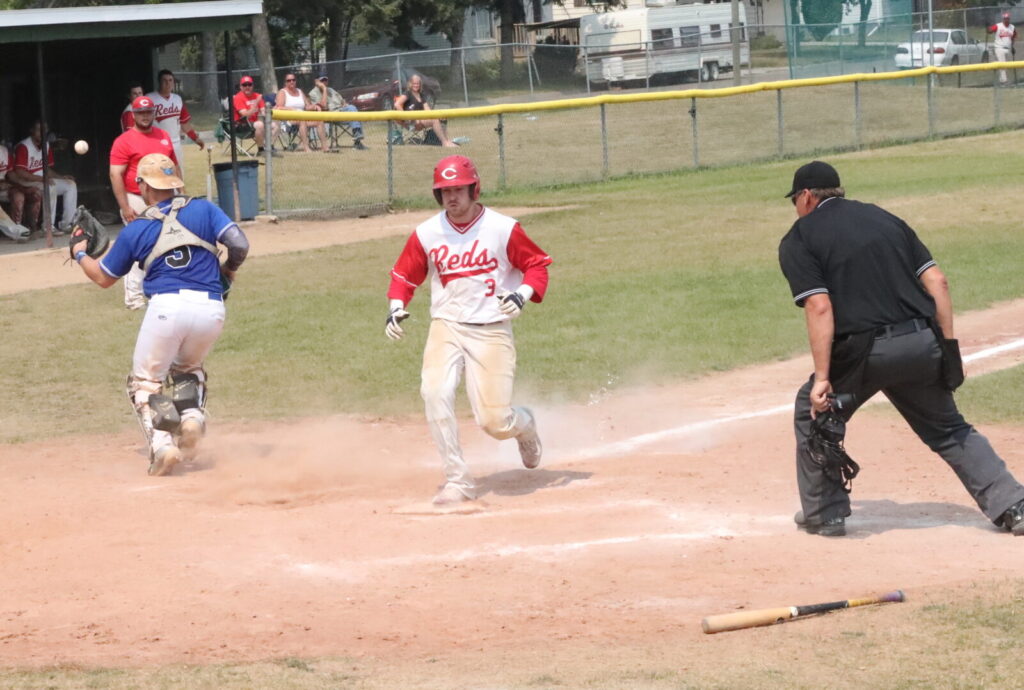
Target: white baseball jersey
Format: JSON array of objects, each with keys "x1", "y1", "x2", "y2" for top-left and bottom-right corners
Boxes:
[
  {"x1": 146, "y1": 91, "x2": 192, "y2": 166},
  {"x1": 388, "y1": 206, "x2": 552, "y2": 324},
  {"x1": 13, "y1": 137, "x2": 51, "y2": 175},
  {"x1": 992, "y1": 22, "x2": 1017, "y2": 49}
]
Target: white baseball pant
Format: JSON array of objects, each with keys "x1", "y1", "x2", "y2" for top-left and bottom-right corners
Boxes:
[
  {"x1": 132, "y1": 290, "x2": 225, "y2": 455},
  {"x1": 420, "y1": 318, "x2": 533, "y2": 499},
  {"x1": 995, "y1": 46, "x2": 1012, "y2": 83},
  {"x1": 122, "y1": 192, "x2": 148, "y2": 310}
]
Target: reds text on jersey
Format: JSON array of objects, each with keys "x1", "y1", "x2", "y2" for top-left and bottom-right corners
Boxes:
[
  {"x1": 13, "y1": 137, "x2": 54, "y2": 175},
  {"x1": 145, "y1": 92, "x2": 192, "y2": 143},
  {"x1": 388, "y1": 206, "x2": 552, "y2": 324}
]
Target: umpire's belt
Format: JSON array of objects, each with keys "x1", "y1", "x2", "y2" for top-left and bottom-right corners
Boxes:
[{"x1": 874, "y1": 317, "x2": 928, "y2": 339}]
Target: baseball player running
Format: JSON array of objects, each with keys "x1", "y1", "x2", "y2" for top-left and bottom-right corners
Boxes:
[
  {"x1": 386, "y1": 155, "x2": 553, "y2": 505},
  {"x1": 146, "y1": 69, "x2": 204, "y2": 175},
  {"x1": 73, "y1": 153, "x2": 249, "y2": 476}
]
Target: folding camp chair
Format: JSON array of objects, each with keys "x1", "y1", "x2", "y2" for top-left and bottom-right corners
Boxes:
[{"x1": 215, "y1": 100, "x2": 258, "y2": 157}]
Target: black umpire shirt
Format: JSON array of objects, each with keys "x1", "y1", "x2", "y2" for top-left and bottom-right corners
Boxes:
[{"x1": 779, "y1": 197, "x2": 937, "y2": 338}]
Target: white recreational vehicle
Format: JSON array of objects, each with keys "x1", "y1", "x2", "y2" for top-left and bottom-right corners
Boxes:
[{"x1": 580, "y1": 1, "x2": 750, "y2": 85}]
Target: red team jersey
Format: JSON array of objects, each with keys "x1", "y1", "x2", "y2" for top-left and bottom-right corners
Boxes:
[
  {"x1": 109, "y1": 127, "x2": 178, "y2": 195},
  {"x1": 388, "y1": 206, "x2": 552, "y2": 324},
  {"x1": 121, "y1": 105, "x2": 135, "y2": 133},
  {"x1": 13, "y1": 137, "x2": 54, "y2": 175}
]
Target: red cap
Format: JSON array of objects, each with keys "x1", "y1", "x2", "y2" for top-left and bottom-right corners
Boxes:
[
  {"x1": 131, "y1": 95, "x2": 155, "y2": 112},
  {"x1": 1004, "y1": 12, "x2": 1011, "y2": 19},
  {"x1": 240, "y1": 75, "x2": 254, "y2": 85}
]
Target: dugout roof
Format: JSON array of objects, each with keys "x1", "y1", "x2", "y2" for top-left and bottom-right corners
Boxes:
[{"x1": 0, "y1": 0, "x2": 262, "y2": 44}]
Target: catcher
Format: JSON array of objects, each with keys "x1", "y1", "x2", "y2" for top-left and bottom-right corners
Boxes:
[{"x1": 72, "y1": 153, "x2": 249, "y2": 476}]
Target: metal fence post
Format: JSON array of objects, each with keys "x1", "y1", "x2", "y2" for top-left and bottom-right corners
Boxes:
[
  {"x1": 387, "y1": 120, "x2": 395, "y2": 203},
  {"x1": 853, "y1": 80, "x2": 861, "y2": 149},
  {"x1": 994, "y1": 82, "x2": 1002, "y2": 126},
  {"x1": 645, "y1": 42, "x2": 651, "y2": 90},
  {"x1": 496, "y1": 113, "x2": 506, "y2": 190},
  {"x1": 927, "y1": 71, "x2": 935, "y2": 137},
  {"x1": 460, "y1": 47, "x2": 469, "y2": 106},
  {"x1": 263, "y1": 106, "x2": 273, "y2": 215},
  {"x1": 526, "y1": 45, "x2": 534, "y2": 95},
  {"x1": 584, "y1": 44, "x2": 591, "y2": 94},
  {"x1": 776, "y1": 89, "x2": 784, "y2": 156},
  {"x1": 690, "y1": 97, "x2": 699, "y2": 168},
  {"x1": 600, "y1": 103, "x2": 609, "y2": 180}
]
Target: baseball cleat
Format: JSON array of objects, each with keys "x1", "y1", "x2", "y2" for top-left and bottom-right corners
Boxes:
[
  {"x1": 432, "y1": 485, "x2": 474, "y2": 506},
  {"x1": 516, "y1": 410, "x2": 542, "y2": 469},
  {"x1": 148, "y1": 445, "x2": 181, "y2": 477},
  {"x1": 1000, "y1": 499, "x2": 1024, "y2": 536},
  {"x1": 178, "y1": 418, "x2": 204, "y2": 462},
  {"x1": 794, "y1": 511, "x2": 846, "y2": 537}
]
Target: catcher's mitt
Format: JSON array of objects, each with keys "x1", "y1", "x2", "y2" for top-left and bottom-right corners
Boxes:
[{"x1": 67, "y1": 205, "x2": 110, "y2": 260}]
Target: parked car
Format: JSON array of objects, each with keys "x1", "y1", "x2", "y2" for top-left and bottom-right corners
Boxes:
[
  {"x1": 338, "y1": 68, "x2": 441, "y2": 112},
  {"x1": 894, "y1": 29, "x2": 989, "y2": 69}
]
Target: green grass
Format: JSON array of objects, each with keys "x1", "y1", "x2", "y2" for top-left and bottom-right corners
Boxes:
[
  {"x1": 4, "y1": 130, "x2": 1024, "y2": 443},
  {"x1": 957, "y1": 364, "x2": 1024, "y2": 425}
]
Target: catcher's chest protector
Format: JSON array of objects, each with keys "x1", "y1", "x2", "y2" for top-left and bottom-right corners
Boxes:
[{"x1": 141, "y1": 196, "x2": 218, "y2": 271}]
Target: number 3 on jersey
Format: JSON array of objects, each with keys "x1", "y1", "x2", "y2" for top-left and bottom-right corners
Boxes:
[
  {"x1": 165, "y1": 246, "x2": 192, "y2": 269},
  {"x1": 484, "y1": 278, "x2": 496, "y2": 297}
]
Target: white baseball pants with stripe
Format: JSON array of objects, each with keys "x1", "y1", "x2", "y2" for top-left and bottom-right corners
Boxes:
[
  {"x1": 132, "y1": 290, "x2": 225, "y2": 454},
  {"x1": 420, "y1": 318, "x2": 532, "y2": 499}
]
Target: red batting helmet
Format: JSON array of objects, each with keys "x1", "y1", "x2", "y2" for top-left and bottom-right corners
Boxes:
[{"x1": 432, "y1": 155, "x2": 480, "y2": 204}]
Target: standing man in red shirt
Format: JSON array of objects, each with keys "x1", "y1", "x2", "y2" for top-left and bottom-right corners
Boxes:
[
  {"x1": 121, "y1": 83, "x2": 144, "y2": 132},
  {"x1": 109, "y1": 94, "x2": 180, "y2": 309},
  {"x1": 232, "y1": 75, "x2": 277, "y2": 153}
]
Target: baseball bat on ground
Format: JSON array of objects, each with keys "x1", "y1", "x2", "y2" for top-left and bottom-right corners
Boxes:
[{"x1": 701, "y1": 590, "x2": 905, "y2": 634}]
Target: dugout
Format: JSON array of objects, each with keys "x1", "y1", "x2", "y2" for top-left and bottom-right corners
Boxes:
[{"x1": 0, "y1": 0, "x2": 262, "y2": 224}]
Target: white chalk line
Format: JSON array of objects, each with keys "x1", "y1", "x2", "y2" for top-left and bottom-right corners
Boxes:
[{"x1": 571, "y1": 336, "x2": 1024, "y2": 461}]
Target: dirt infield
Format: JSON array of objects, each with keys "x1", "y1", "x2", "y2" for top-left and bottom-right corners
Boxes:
[{"x1": 3, "y1": 215, "x2": 1024, "y2": 683}]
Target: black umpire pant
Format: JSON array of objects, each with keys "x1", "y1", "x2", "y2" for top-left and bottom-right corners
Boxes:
[{"x1": 794, "y1": 322, "x2": 1024, "y2": 526}]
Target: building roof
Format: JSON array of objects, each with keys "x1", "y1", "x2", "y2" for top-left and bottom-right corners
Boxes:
[{"x1": 0, "y1": 0, "x2": 263, "y2": 44}]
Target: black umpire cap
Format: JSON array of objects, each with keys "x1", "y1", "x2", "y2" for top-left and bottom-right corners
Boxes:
[{"x1": 785, "y1": 161, "x2": 841, "y2": 198}]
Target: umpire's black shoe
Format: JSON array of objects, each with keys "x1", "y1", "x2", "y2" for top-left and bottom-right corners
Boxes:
[
  {"x1": 999, "y1": 499, "x2": 1024, "y2": 536},
  {"x1": 353, "y1": 139, "x2": 367, "y2": 151},
  {"x1": 794, "y1": 511, "x2": 846, "y2": 537}
]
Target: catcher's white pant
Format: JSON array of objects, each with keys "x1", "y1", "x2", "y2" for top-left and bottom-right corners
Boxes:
[
  {"x1": 421, "y1": 318, "x2": 533, "y2": 498},
  {"x1": 132, "y1": 290, "x2": 225, "y2": 454},
  {"x1": 24, "y1": 178, "x2": 77, "y2": 228},
  {"x1": 994, "y1": 46, "x2": 1013, "y2": 82},
  {"x1": 122, "y1": 193, "x2": 148, "y2": 310}
]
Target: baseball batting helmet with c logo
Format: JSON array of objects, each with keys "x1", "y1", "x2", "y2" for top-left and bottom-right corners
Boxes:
[{"x1": 432, "y1": 155, "x2": 480, "y2": 204}]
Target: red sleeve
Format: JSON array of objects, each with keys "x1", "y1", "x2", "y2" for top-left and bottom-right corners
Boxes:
[
  {"x1": 121, "y1": 110, "x2": 134, "y2": 132},
  {"x1": 179, "y1": 102, "x2": 192, "y2": 125},
  {"x1": 13, "y1": 143, "x2": 28, "y2": 170},
  {"x1": 47, "y1": 147, "x2": 54, "y2": 167},
  {"x1": 989, "y1": 24, "x2": 998, "y2": 32},
  {"x1": 109, "y1": 134, "x2": 130, "y2": 166},
  {"x1": 387, "y1": 232, "x2": 429, "y2": 305},
  {"x1": 506, "y1": 223, "x2": 552, "y2": 303}
]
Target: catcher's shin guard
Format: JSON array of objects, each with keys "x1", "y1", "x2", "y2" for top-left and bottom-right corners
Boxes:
[{"x1": 126, "y1": 374, "x2": 154, "y2": 445}]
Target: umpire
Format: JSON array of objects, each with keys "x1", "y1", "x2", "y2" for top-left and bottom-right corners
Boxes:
[{"x1": 778, "y1": 160, "x2": 1024, "y2": 537}]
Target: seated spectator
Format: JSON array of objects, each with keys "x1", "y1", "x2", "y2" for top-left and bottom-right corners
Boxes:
[
  {"x1": 309, "y1": 73, "x2": 367, "y2": 150},
  {"x1": 275, "y1": 73, "x2": 328, "y2": 153},
  {"x1": 121, "y1": 82, "x2": 144, "y2": 132},
  {"x1": 0, "y1": 141, "x2": 41, "y2": 236},
  {"x1": 233, "y1": 75, "x2": 279, "y2": 152},
  {"x1": 393, "y1": 74, "x2": 457, "y2": 147},
  {"x1": 7, "y1": 121, "x2": 77, "y2": 235}
]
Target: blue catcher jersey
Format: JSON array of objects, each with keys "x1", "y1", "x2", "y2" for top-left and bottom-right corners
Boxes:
[{"x1": 101, "y1": 198, "x2": 236, "y2": 297}]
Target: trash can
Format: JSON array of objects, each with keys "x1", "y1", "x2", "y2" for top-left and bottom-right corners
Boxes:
[{"x1": 213, "y1": 160, "x2": 259, "y2": 221}]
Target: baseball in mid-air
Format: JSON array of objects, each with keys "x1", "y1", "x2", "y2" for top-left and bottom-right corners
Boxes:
[{"x1": 74, "y1": 140, "x2": 89, "y2": 155}]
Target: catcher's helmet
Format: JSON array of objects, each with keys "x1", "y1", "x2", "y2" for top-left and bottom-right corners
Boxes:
[{"x1": 432, "y1": 155, "x2": 480, "y2": 204}]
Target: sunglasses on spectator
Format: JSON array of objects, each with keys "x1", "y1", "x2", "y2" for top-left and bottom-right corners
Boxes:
[
  {"x1": 285, "y1": 77, "x2": 296, "y2": 82},
  {"x1": 241, "y1": 83, "x2": 253, "y2": 87}
]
